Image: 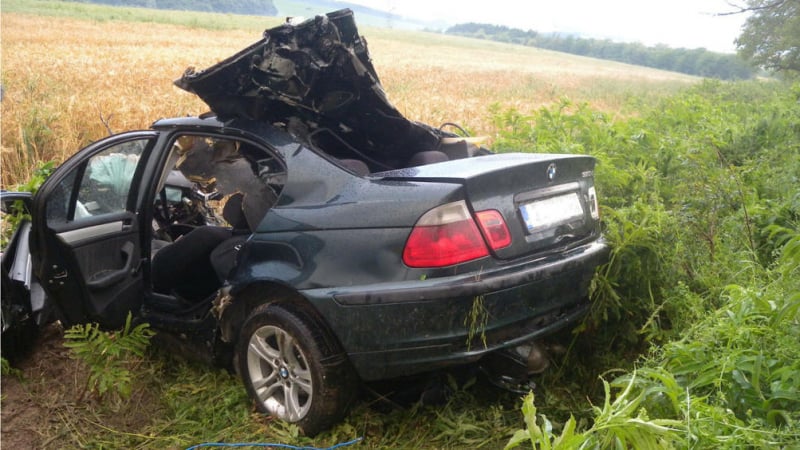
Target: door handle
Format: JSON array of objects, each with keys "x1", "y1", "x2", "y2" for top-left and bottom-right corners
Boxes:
[
  {"x1": 52, "y1": 269, "x2": 69, "y2": 280},
  {"x1": 86, "y1": 241, "x2": 136, "y2": 290},
  {"x1": 121, "y1": 217, "x2": 134, "y2": 231}
]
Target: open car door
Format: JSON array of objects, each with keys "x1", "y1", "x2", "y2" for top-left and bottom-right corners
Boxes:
[{"x1": 30, "y1": 132, "x2": 158, "y2": 328}]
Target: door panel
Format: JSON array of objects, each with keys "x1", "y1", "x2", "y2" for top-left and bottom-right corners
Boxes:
[
  {"x1": 70, "y1": 231, "x2": 142, "y2": 321},
  {"x1": 32, "y1": 133, "x2": 157, "y2": 328}
]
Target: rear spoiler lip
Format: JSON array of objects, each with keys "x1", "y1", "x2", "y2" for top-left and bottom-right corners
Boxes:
[{"x1": 372, "y1": 153, "x2": 595, "y2": 181}]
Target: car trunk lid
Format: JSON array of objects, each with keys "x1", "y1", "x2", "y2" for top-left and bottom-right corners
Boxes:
[{"x1": 376, "y1": 153, "x2": 600, "y2": 260}]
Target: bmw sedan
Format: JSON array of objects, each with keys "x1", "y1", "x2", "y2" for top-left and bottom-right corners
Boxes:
[{"x1": 1, "y1": 9, "x2": 609, "y2": 435}]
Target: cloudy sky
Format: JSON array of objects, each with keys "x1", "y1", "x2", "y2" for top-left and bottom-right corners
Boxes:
[{"x1": 346, "y1": 0, "x2": 750, "y2": 53}]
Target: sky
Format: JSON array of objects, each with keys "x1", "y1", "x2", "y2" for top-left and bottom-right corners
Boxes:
[{"x1": 346, "y1": 0, "x2": 750, "y2": 53}]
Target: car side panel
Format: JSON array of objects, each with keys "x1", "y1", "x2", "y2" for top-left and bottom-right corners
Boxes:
[
  {"x1": 258, "y1": 144, "x2": 464, "y2": 230},
  {"x1": 230, "y1": 142, "x2": 467, "y2": 289},
  {"x1": 234, "y1": 228, "x2": 416, "y2": 289}
]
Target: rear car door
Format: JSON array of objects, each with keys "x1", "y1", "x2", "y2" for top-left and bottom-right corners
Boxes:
[{"x1": 30, "y1": 132, "x2": 159, "y2": 328}]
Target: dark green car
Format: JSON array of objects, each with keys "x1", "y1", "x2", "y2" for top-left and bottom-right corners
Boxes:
[{"x1": 1, "y1": 9, "x2": 609, "y2": 435}]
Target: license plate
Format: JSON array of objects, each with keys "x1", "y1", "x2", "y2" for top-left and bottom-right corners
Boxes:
[{"x1": 520, "y1": 193, "x2": 584, "y2": 232}]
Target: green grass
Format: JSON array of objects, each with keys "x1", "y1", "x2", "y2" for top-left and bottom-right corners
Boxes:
[
  {"x1": 1, "y1": 0, "x2": 282, "y2": 31},
  {"x1": 38, "y1": 347, "x2": 525, "y2": 448}
]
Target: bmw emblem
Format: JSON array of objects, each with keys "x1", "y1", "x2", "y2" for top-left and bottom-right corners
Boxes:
[{"x1": 546, "y1": 163, "x2": 557, "y2": 181}]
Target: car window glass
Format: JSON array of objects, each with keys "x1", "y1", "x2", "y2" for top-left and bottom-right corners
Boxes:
[
  {"x1": 45, "y1": 170, "x2": 77, "y2": 224},
  {"x1": 46, "y1": 139, "x2": 149, "y2": 225}
]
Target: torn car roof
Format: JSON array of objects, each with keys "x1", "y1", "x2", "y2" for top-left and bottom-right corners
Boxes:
[{"x1": 175, "y1": 9, "x2": 446, "y2": 170}]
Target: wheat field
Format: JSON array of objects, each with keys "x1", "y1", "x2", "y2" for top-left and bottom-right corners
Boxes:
[{"x1": 1, "y1": 9, "x2": 696, "y2": 187}]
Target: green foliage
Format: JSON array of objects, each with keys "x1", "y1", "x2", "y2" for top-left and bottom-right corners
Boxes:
[
  {"x1": 63, "y1": 314, "x2": 154, "y2": 401},
  {"x1": 736, "y1": 0, "x2": 800, "y2": 77},
  {"x1": 589, "y1": 199, "x2": 682, "y2": 345},
  {"x1": 1, "y1": 357, "x2": 23, "y2": 378},
  {"x1": 13, "y1": 161, "x2": 56, "y2": 195},
  {"x1": 505, "y1": 392, "x2": 580, "y2": 450},
  {"x1": 144, "y1": 366, "x2": 269, "y2": 447},
  {"x1": 616, "y1": 238, "x2": 800, "y2": 446},
  {"x1": 506, "y1": 378, "x2": 684, "y2": 450},
  {"x1": 465, "y1": 295, "x2": 489, "y2": 350},
  {"x1": 497, "y1": 80, "x2": 800, "y2": 447},
  {"x1": 658, "y1": 233, "x2": 800, "y2": 430},
  {"x1": 1, "y1": 161, "x2": 55, "y2": 247},
  {"x1": 64, "y1": 357, "x2": 520, "y2": 448}
]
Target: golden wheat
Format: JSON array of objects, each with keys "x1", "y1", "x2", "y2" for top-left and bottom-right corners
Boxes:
[{"x1": 1, "y1": 12, "x2": 695, "y2": 187}]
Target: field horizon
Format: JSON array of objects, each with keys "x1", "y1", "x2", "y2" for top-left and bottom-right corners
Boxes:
[{"x1": 1, "y1": 1, "x2": 697, "y2": 187}]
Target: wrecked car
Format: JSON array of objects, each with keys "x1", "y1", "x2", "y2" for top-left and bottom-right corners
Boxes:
[{"x1": 1, "y1": 9, "x2": 609, "y2": 435}]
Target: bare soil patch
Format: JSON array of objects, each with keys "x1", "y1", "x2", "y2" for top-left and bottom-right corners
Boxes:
[{"x1": 1, "y1": 323, "x2": 156, "y2": 449}]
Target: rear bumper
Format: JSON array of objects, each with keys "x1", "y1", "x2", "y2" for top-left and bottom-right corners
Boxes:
[{"x1": 303, "y1": 239, "x2": 610, "y2": 380}]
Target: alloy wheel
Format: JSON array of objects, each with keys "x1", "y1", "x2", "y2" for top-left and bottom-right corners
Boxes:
[{"x1": 246, "y1": 325, "x2": 313, "y2": 421}]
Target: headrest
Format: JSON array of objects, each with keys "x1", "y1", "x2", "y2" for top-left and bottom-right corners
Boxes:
[{"x1": 222, "y1": 193, "x2": 250, "y2": 231}]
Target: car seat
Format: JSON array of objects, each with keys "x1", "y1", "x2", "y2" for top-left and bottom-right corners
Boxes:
[
  {"x1": 407, "y1": 151, "x2": 448, "y2": 167},
  {"x1": 338, "y1": 158, "x2": 370, "y2": 176},
  {"x1": 150, "y1": 193, "x2": 250, "y2": 300},
  {"x1": 209, "y1": 193, "x2": 251, "y2": 282},
  {"x1": 150, "y1": 226, "x2": 231, "y2": 300}
]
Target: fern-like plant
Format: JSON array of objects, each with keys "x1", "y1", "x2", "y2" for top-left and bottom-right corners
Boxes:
[{"x1": 63, "y1": 313, "x2": 154, "y2": 401}]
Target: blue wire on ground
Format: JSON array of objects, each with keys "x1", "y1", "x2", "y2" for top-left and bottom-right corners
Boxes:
[{"x1": 185, "y1": 437, "x2": 363, "y2": 450}]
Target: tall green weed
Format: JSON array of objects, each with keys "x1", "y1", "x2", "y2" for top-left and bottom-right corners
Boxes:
[
  {"x1": 625, "y1": 233, "x2": 800, "y2": 447},
  {"x1": 496, "y1": 80, "x2": 800, "y2": 447},
  {"x1": 64, "y1": 314, "x2": 154, "y2": 401},
  {"x1": 506, "y1": 377, "x2": 684, "y2": 450}
]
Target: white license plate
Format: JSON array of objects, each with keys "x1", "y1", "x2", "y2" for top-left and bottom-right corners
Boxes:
[{"x1": 520, "y1": 193, "x2": 584, "y2": 232}]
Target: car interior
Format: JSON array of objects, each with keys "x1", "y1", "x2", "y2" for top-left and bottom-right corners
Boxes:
[{"x1": 149, "y1": 135, "x2": 285, "y2": 303}]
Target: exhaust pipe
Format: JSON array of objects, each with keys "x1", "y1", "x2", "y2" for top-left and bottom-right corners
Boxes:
[
  {"x1": 479, "y1": 340, "x2": 552, "y2": 393},
  {"x1": 524, "y1": 341, "x2": 550, "y2": 374}
]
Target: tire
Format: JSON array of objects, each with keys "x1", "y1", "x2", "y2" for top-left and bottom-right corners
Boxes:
[{"x1": 236, "y1": 303, "x2": 356, "y2": 436}]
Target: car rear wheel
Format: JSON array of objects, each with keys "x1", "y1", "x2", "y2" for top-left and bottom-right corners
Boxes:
[{"x1": 236, "y1": 303, "x2": 355, "y2": 436}]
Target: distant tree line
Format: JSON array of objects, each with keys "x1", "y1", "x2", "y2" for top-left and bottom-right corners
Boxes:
[
  {"x1": 74, "y1": 0, "x2": 277, "y2": 16},
  {"x1": 446, "y1": 23, "x2": 755, "y2": 80}
]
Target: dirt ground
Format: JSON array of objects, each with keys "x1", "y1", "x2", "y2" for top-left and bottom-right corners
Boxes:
[
  {"x1": 1, "y1": 323, "x2": 154, "y2": 449},
  {"x1": 2, "y1": 323, "x2": 68, "y2": 448},
  {"x1": 0, "y1": 323, "x2": 452, "y2": 449}
]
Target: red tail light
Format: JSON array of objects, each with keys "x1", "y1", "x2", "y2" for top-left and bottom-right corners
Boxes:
[
  {"x1": 475, "y1": 209, "x2": 512, "y2": 250},
  {"x1": 403, "y1": 201, "x2": 489, "y2": 268}
]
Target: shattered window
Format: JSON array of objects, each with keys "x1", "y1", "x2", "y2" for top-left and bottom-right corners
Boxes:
[{"x1": 157, "y1": 134, "x2": 284, "y2": 232}]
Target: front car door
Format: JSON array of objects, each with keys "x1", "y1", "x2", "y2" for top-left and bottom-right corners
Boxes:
[{"x1": 31, "y1": 132, "x2": 158, "y2": 328}]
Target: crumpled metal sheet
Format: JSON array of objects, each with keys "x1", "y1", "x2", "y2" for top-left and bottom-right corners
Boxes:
[{"x1": 175, "y1": 9, "x2": 442, "y2": 170}]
